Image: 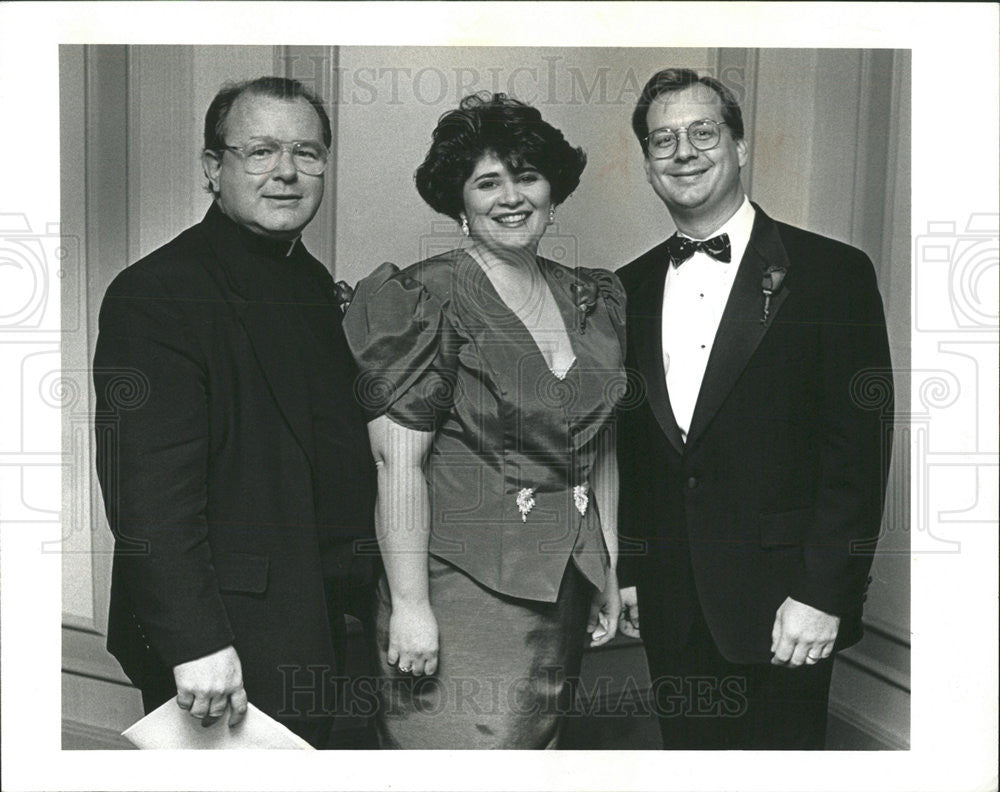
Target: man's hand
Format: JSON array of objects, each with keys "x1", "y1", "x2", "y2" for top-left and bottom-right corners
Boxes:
[
  {"x1": 770, "y1": 596, "x2": 840, "y2": 667},
  {"x1": 173, "y1": 645, "x2": 248, "y2": 727},
  {"x1": 588, "y1": 574, "x2": 621, "y2": 647},
  {"x1": 618, "y1": 585, "x2": 640, "y2": 639}
]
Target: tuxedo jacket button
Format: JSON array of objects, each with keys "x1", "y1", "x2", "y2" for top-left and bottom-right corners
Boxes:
[{"x1": 686, "y1": 477, "x2": 698, "y2": 490}]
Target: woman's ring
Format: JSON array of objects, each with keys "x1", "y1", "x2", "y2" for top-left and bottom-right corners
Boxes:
[{"x1": 398, "y1": 663, "x2": 412, "y2": 673}]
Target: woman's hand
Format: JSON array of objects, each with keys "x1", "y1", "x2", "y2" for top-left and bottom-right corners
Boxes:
[
  {"x1": 587, "y1": 572, "x2": 621, "y2": 648},
  {"x1": 387, "y1": 599, "x2": 439, "y2": 676}
]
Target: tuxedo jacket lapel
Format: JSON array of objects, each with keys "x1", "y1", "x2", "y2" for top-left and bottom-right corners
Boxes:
[
  {"x1": 686, "y1": 206, "x2": 792, "y2": 448},
  {"x1": 631, "y1": 245, "x2": 686, "y2": 456}
]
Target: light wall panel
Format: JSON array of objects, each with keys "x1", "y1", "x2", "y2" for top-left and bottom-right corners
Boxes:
[{"x1": 60, "y1": 45, "x2": 96, "y2": 624}]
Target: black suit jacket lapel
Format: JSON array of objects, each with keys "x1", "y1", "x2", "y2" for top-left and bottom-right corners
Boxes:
[
  {"x1": 630, "y1": 244, "x2": 685, "y2": 455},
  {"x1": 198, "y1": 207, "x2": 317, "y2": 472},
  {"x1": 686, "y1": 206, "x2": 792, "y2": 448}
]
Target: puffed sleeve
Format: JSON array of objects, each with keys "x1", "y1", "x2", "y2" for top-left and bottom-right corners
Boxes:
[
  {"x1": 591, "y1": 268, "x2": 627, "y2": 358},
  {"x1": 343, "y1": 262, "x2": 458, "y2": 432}
]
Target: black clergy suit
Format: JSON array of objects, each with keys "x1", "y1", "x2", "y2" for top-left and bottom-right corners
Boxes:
[
  {"x1": 94, "y1": 204, "x2": 376, "y2": 747},
  {"x1": 616, "y1": 204, "x2": 893, "y2": 748}
]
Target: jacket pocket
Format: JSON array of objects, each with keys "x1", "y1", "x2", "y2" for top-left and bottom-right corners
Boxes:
[
  {"x1": 758, "y1": 507, "x2": 812, "y2": 548},
  {"x1": 214, "y1": 552, "x2": 269, "y2": 594}
]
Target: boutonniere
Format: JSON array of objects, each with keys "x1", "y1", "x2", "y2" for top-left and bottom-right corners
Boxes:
[
  {"x1": 516, "y1": 487, "x2": 536, "y2": 523},
  {"x1": 333, "y1": 280, "x2": 354, "y2": 314},
  {"x1": 570, "y1": 272, "x2": 599, "y2": 333},
  {"x1": 760, "y1": 265, "x2": 787, "y2": 324}
]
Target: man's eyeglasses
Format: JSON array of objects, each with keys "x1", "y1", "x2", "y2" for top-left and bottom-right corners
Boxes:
[
  {"x1": 220, "y1": 137, "x2": 329, "y2": 176},
  {"x1": 644, "y1": 120, "x2": 729, "y2": 159}
]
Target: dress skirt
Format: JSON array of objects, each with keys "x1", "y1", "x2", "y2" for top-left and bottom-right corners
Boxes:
[{"x1": 373, "y1": 554, "x2": 592, "y2": 749}]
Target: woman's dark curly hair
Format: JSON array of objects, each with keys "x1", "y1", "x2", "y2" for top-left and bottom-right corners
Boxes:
[{"x1": 415, "y1": 92, "x2": 587, "y2": 221}]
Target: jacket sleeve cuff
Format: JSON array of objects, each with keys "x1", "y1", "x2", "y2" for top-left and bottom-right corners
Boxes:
[
  {"x1": 153, "y1": 624, "x2": 236, "y2": 670},
  {"x1": 616, "y1": 541, "x2": 642, "y2": 589},
  {"x1": 788, "y1": 576, "x2": 864, "y2": 617}
]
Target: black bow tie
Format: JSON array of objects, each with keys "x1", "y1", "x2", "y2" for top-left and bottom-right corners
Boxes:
[{"x1": 666, "y1": 232, "x2": 732, "y2": 267}]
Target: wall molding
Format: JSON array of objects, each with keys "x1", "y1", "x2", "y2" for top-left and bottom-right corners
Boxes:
[
  {"x1": 715, "y1": 47, "x2": 759, "y2": 198},
  {"x1": 827, "y1": 697, "x2": 909, "y2": 750},
  {"x1": 829, "y1": 633, "x2": 910, "y2": 749},
  {"x1": 63, "y1": 718, "x2": 134, "y2": 750},
  {"x1": 63, "y1": 625, "x2": 133, "y2": 685},
  {"x1": 279, "y1": 45, "x2": 339, "y2": 274},
  {"x1": 865, "y1": 613, "x2": 911, "y2": 649},
  {"x1": 837, "y1": 645, "x2": 909, "y2": 694}
]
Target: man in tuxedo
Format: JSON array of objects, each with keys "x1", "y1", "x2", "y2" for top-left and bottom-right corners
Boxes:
[
  {"x1": 615, "y1": 68, "x2": 893, "y2": 749},
  {"x1": 94, "y1": 76, "x2": 376, "y2": 748}
]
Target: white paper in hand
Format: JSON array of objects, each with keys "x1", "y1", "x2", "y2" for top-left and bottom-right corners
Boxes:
[{"x1": 122, "y1": 699, "x2": 314, "y2": 750}]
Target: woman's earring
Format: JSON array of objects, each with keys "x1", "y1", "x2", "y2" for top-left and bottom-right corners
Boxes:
[
  {"x1": 548, "y1": 206, "x2": 556, "y2": 224},
  {"x1": 460, "y1": 216, "x2": 470, "y2": 237}
]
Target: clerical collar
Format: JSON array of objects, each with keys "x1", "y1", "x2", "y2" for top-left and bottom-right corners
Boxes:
[{"x1": 210, "y1": 202, "x2": 302, "y2": 260}]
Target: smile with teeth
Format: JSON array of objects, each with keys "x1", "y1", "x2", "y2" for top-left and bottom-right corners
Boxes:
[
  {"x1": 671, "y1": 168, "x2": 708, "y2": 181},
  {"x1": 493, "y1": 212, "x2": 531, "y2": 226},
  {"x1": 672, "y1": 169, "x2": 707, "y2": 179}
]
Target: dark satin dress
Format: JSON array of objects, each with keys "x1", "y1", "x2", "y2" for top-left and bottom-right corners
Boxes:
[{"x1": 344, "y1": 249, "x2": 626, "y2": 748}]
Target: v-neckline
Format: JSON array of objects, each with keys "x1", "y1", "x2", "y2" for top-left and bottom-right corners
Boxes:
[{"x1": 459, "y1": 250, "x2": 580, "y2": 381}]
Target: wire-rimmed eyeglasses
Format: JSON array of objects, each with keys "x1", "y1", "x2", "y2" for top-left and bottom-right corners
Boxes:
[
  {"x1": 220, "y1": 137, "x2": 329, "y2": 176},
  {"x1": 644, "y1": 120, "x2": 729, "y2": 159}
]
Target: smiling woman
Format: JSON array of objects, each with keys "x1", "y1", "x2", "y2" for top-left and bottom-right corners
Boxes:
[
  {"x1": 341, "y1": 92, "x2": 627, "y2": 749},
  {"x1": 416, "y1": 93, "x2": 589, "y2": 374},
  {"x1": 414, "y1": 92, "x2": 585, "y2": 223},
  {"x1": 461, "y1": 153, "x2": 552, "y2": 255}
]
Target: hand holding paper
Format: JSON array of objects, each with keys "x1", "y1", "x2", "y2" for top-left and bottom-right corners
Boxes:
[
  {"x1": 173, "y1": 645, "x2": 247, "y2": 727},
  {"x1": 122, "y1": 699, "x2": 314, "y2": 750}
]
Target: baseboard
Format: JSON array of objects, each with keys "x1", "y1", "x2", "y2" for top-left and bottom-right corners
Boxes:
[
  {"x1": 827, "y1": 627, "x2": 910, "y2": 750},
  {"x1": 826, "y1": 698, "x2": 908, "y2": 750},
  {"x1": 62, "y1": 719, "x2": 134, "y2": 750}
]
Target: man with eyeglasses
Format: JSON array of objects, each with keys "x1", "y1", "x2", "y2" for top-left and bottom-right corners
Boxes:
[
  {"x1": 615, "y1": 68, "x2": 892, "y2": 749},
  {"x1": 94, "y1": 77, "x2": 376, "y2": 748}
]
